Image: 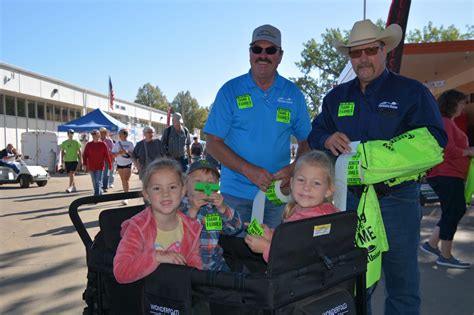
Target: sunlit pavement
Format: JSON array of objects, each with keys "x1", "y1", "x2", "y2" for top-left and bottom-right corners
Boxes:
[{"x1": 1, "y1": 173, "x2": 472, "y2": 314}]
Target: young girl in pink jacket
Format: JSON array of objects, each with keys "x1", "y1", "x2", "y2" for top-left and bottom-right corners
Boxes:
[
  {"x1": 245, "y1": 150, "x2": 339, "y2": 262},
  {"x1": 113, "y1": 158, "x2": 202, "y2": 284}
]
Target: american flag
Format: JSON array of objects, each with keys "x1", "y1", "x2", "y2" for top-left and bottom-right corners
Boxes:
[{"x1": 109, "y1": 76, "x2": 115, "y2": 110}]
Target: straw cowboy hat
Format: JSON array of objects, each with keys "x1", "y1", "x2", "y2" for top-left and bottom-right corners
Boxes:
[{"x1": 333, "y1": 19, "x2": 403, "y2": 56}]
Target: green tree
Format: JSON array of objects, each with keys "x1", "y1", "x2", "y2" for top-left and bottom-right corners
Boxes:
[
  {"x1": 135, "y1": 83, "x2": 169, "y2": 111},
  {"x1": 171, "y1": 91, "x2": 208, "y2": 136},
  {"x1": 292, "y1": 28, "x2": 348, "y2": 117},
  {"x1": 406, "y1": 22, "x2": 474, "y2": 42},
  {"x1": 293, "y1": 20, "x2": 472, "y2": 116}
]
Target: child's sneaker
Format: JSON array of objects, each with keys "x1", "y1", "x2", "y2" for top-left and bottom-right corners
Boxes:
[
  {"x1": 420, "y1": 241, "x2": 441, "y2": 257},
  {"x1": 122, "y1": 199, "x2": 129, "y2": 205},
  {"x1": 66, "y1": 186, "x2": 73, "y2": 193},
  {"x1": 71, "y1": 186, "x2": 77, "y2": 192},
  {"x1": 436, "y1": 256, "x2": 471, "y2": 269}
]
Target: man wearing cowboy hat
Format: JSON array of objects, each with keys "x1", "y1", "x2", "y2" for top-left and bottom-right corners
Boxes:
[{"x1": 308, "y1": 19, "x2": 447, "y2": 314}]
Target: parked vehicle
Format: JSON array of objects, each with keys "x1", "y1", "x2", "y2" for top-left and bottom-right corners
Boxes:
[{"x1": 0, "y1": 158, "x2": 49, "y2": 188}]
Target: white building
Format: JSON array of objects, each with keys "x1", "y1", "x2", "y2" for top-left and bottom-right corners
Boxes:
[{"x1": 0, "y1": 62, "x2": 168, "y2": 153}]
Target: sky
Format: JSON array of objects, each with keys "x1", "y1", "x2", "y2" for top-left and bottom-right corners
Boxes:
[{"x1": 1, "y1": 0, "x2": 473, "y2": 109}]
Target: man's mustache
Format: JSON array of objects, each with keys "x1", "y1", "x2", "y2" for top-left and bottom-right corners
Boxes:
[
  {"x1": 357, "y1": 63, "x2": 374, "y2": 70},
  {"x1": 256, "y1": 58, "x2": 272, "y2": 64}
]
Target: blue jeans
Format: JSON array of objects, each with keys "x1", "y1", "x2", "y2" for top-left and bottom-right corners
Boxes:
[
  {"x1": 0, "y1": 161, "x2": 20, "y2": 173},
  {"x1": 347, "y1": 182, "x2": 421, "y2": 315},
  {"x1": 102, "y1": 161, "x2": 111, "y2": 189},
  {"x1": 108, "y1": 161, "x2": 116, "y2": 186},
  {"x1": 89, "y1": 170, "x2": 103, "y2": 196}
]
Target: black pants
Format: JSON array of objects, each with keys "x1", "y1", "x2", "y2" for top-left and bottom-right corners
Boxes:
[
  {"x1": 427, "y1": 176, "x2": 467, "y2": 240},
  {"x1": 210, "y1": 235, "x2": 266, "y2": 315},
  {"x1": 218, "y1": 235, "x2": 267, "y2": 273}
]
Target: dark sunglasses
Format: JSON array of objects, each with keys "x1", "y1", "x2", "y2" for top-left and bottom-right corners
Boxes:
[
  {"x1": 348, "y1": 46, "x2": 382, "y2": 58},
  {"x1": 250, "y1": 45, "x2": 279, "y2": 55}
]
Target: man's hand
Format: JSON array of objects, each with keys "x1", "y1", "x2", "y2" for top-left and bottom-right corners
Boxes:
[
  {"x1": 155, "y1": 250, "x2": 187, "y2": 265},
  {"x1": 273, "y1": 164, "x2": 294, "y2": 189},
  {"x1": 242, "y1": 164, "x2": 274, "y2": 192},
  {"x1": 324, "y1": 132, "x2": 351, "y2": 156}
]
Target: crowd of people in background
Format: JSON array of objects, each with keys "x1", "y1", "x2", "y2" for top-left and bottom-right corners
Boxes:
[{"x1": 57, "y1": 111, "x2": 215, "y2": 199}]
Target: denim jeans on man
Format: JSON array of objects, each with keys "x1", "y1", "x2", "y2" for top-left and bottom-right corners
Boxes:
[
  {"x1": 219, "y1": 193, "x2": 285, "y2": 273},
  {"x1": 90, "y1": 170, "x2": 103, "y2": 196},
  {"x1": 347, "y1": 181, "x2": 421, "y2": 315},
  {"x1": 102, "y1": 160, "x2": 111, "y2": 190},
  {"x1": 108, "y1": 161, "x2": 116, "y2": 187},
  {"x1": 176, "y1": 156, "x2": 188, "y2": 172}
]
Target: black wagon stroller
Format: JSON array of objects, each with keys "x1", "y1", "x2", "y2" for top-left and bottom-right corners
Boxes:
[{"x1": 69, "y1": 191, "x2": 367, "y2": 315}]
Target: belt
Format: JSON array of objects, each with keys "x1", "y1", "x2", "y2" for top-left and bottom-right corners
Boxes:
[{"x1": 348, "y1": 180, "x2": 416, "y2": 198}]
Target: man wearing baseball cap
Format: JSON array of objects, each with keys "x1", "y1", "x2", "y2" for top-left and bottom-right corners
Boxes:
[
  {"x1": 132, "y1": 126, "x2": 165, "y2": 180},
  {"x1": 204, "y1": 24, "x2": 311, "y2": 273},
  {"x1": 161, "y1": 112, "x2": 192, "y2": 172},
  {"x1": 308, "y1": 19, "x2": 447, "y2": 314},
  {"x1": 60, "y1": 129, "x2": 82, "y2": 193}
]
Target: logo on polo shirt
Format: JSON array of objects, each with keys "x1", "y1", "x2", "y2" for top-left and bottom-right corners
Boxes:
[
  {"x1": 378, "y1": 101, "x2": 399, "y2": 110},
  {"x1": 277, "y1": 97, "x2": 294, "y2": 104}
]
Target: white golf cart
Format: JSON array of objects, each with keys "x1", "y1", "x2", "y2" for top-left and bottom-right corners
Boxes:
[{"x1": 0, "y1": 158, "x2": 49, "y2": 188}]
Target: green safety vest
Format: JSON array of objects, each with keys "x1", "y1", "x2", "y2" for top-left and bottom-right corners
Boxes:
[{"x1": 352, "y1": 127, "x2": 444, "y2": 288}]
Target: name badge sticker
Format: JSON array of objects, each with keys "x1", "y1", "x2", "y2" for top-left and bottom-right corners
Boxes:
[
  {"x1": 236, "y1": 94, "x2": 253, "y2": 109},
  {"x1": 276, "y1": 108, "x2": 291, "y2": 123},
  {"x1": 338, "y1": 102, "x2": 355, "y2": 117},
  {"x1": 205, "y1": 213, "x2": 223, "y2": 231},
  {"x1": 313, "y1": 223, "x2": 331, "y2": 237}
]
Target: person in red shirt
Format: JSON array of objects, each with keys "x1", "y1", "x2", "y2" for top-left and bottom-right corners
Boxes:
[
  {"x1": 82, "y1": 129, "x2": 112, "y2": 196},
  {"x1": 421, "y1": 90, "x2": 474, "y2": 269}
]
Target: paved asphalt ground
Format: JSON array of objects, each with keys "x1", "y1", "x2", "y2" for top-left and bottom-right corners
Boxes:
[{"x1": 1, "y1": 172, "x2": 473, "y2": 314}]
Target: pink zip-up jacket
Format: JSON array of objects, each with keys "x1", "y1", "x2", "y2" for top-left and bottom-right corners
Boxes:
[
  {"x1": 262, "y1": 203, "x2": 338, "y2": 262},
  {"x1": 113, "y1": 207, "x2": 202, "y2": 284}
]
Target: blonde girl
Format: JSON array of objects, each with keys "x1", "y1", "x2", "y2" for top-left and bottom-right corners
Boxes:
[{"x1": 245, "y1": 150, "x2": 339, "y2": 262}]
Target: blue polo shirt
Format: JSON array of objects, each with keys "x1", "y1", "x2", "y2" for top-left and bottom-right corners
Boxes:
[
  {"x1": 308, "y1": 70, "x2": 447, "y2": 151},
  {"x1": 204, "y1": 70, "x2": 311, "y2": 199}
]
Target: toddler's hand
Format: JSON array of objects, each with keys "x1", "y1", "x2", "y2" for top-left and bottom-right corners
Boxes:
[
  {"x1": 244, "y1": 235, "x2": 270, "y2": 254},
  {"x1": 260, "y1": 224, "x2": 273, "y2": 241},
  {"x1": 155, "y1": 250, "x2": 187, "y2": 265},
  {"x1": 188, "y1": 191, "x2": 208, "y2": 215},
  {"x1": 208, "y1": 191, "x2": 225, "y2": 213}
]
